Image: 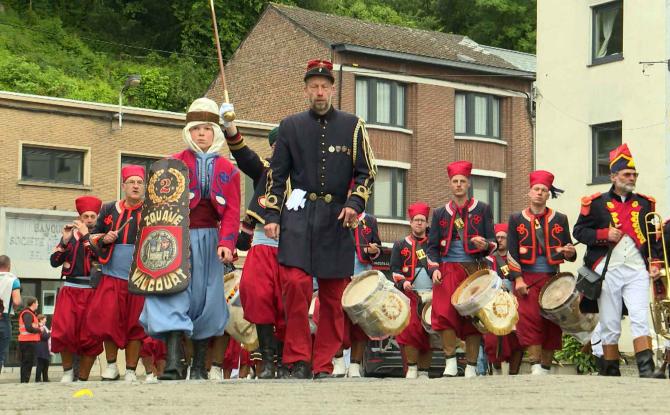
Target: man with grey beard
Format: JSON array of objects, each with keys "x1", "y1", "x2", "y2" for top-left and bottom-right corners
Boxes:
[
  {"x1": 574, "y1": 143, "x2": 661, "y2": 377},
  {"x1": 264, "y1": 59, "x2": 376, "y2": 379}
]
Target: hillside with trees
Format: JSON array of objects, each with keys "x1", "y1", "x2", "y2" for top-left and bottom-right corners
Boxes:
[{"x1": 0, "y1": 0, "x2": 536, "y2": 111}]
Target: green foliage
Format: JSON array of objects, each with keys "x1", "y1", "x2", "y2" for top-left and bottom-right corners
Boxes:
[
  {"x1": 0, "y1": 0, "x2": 536, "y2": 110},
  {"x1": 0, "y1": 8, "x2": 213, "y2": 111},
  {"x1": 555, "y1": 335, "x2": 598, "y2": 375}
]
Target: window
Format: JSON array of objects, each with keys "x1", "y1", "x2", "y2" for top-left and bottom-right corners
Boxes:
[
  {"x1": 368, "y1": 167, "x2": 406, "y2": 219},
  {"x1": 455, "y1": 92, "x2": 501, "y2": 139},
  {"x1": 356, "y1": 78, "x2": 406, "y2": 127},
  {"x1": 469, "y1": 176, "x2": 501, "y2": 223},
  {"x1": 592, "y1": 1, "x2": 623, "y2": 64},
  {"x1": 21, "y1": 146, "x2": 84, "y2": 184},
  {"x1": 592, "y1": 121, "x2": 622, "y2": 183},
  {"x1": 41, "y1": 289, "x2": 57, "y2": 315},
  {"x1": 120, "y1": 154, "x2": 159, "y2": 194}
]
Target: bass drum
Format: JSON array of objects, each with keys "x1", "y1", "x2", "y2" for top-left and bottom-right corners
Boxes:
[
  {"x1": 452, "y1": 269, "x2": 518, "y2": 336},
  {"x1": 539, "y1": 272, "x2": 598, "y2": 335},
  {"x1": 342, "y1": 270, "x2": 410, "y2": 339},
  {"x1": 223, "y1": 270, "x2": 258, "y2": 351}
]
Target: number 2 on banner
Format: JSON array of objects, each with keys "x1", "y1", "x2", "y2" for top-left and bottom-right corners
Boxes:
[{"x1": 160, "y1": 178, "x2": 172, "y2": 194}]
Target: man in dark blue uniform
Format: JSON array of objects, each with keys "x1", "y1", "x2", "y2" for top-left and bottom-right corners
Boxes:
[{"x1": 264, "y1": 59, "x2": 376, "y2": 379}]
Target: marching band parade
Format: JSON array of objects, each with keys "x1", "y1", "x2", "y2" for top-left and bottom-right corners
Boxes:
[{"x1": 4, "y1": 56, "x2": 669, "y2": 385}]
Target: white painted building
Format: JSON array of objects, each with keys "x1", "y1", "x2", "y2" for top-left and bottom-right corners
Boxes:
[
  {"x1": 537, "y1": 0, "x2": 669, "y2": 231},
  {"x1": 537, "y1": 0, "x2": 670, "y2": 352}
]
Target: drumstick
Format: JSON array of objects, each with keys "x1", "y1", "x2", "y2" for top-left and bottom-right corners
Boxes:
[{"x1": 116, "y1": 217, "x2": 134, "y2": 232}]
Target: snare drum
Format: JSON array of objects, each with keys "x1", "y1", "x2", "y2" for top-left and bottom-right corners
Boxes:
[
  {"x1": 452, "y1": 269, "x2": 519, "y2": 336},
  {"x1": 539, "y1": 272, "x2": 598, "y2": 335},
  {"x1": 341, "y1": 270, "x2": 410, "y2": 339},
  {"x1": 223, "y1": 270, "x2": 258, "y2": 351}
]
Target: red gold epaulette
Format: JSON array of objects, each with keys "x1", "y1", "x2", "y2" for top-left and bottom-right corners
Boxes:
[
  {"x1": 637, "y1": 193, "x2": 656, "y2": 211},
  {"x1": 636, "y1": 193, "x2": 655, "y2": 203},
  {"x1": 580, "y1": 192, "x2": 601, "y2": 216}
]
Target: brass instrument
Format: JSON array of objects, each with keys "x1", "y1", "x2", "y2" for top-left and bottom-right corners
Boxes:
[{"x1": 645, "y1": 212, "x2": 670, "y2": 340}]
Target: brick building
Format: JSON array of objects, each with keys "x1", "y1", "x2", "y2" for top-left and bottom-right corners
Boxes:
[
  {"x1": 208, "y1": 3, "x2": 536, "y2": 243},
  {"x1": 0, "y1": 90, "x2": 272, "y2": 365}
]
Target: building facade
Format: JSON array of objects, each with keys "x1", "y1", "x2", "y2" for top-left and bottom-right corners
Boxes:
[
  {"x1": 537, "y1": 0, "x2": 669, "y2": 233},
  {"x1": 536, "y1": 0, "x2": 670, "y2": 352},
  {"x1": 208, "y1": 3, "x2": 537, "y2": 244}
]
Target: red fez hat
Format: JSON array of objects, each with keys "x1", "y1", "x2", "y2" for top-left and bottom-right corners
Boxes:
[
  {"x1": 529, "y1": 169, "x2": 564, "y2": 198},
  {"x1": 75, "y1": 196, "x2": 102, "y2": 215},
  {"x1": 529, "y1": 170, "x2": 554, "y2": 189},
  {"x1": 408, "y1": 202, "x2": 430, "y2": 220},
  {"x1": 446, "y1": 160, "x2": 472, "y2": 178},
  {"x1": 304, "y1": 59, "x2": 334, "y2": 82},
  {"x1": 609, "y1": 143, "x2": 635, "y2": 173},
  {"x1": 121, "y1": 165, "x2": 146, "y2": 183},
  {"x1": 494, "y1": 223, "x2": 508, "y2": 235}
]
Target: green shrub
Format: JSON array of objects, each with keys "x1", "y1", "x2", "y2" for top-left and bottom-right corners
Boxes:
[{"x1": 555, "y1": 335, "x2": 598, "y2": 374}]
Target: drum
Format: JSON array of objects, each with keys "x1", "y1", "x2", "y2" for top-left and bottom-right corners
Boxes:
[
  {"x1": 419, "y1": 299, "x2": 443, "y2": 350},
  {"x1": 342, "y1": 270, "x2": 410, "y2": 339},
  {"x1": 452, "y1": 269, "x2": 518, "y2": 336},
  {"x1": 418, "y1": 291, "x2": 434, "y2": 334},
  {"x1": 539, "y1": 272, "x2": 598, "y2": 335},
  {"x1": 223, "y1": 270, "x2": 258, "y2": 351}
]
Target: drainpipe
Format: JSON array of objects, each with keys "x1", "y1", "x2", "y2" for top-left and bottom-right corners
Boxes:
[
  {"x1": 523, "y1": 83, "x2": 537, "y2": 168},
  {"x1": 331, "y1": 46, "x2": 343, "y2": 110}
]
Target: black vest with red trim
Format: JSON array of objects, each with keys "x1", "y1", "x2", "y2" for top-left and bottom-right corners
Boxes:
[
  {"x1": 573, "y1": 188, "x2": 657, "y2": 269},
  {"x1": 390, "y1": 234, "x2": 429, "y2": 282},
  {"x1": 427, "y1": 198, "x2": 495, "y2": 262},
  {"x1": 94, "y1": 200, "x2": 143, "y2": 264},
  {"x1": 506, "y1": 208, "x2": 573, "y2": 276},
  {"x1": 354, "y1": 213, "x2": 381, "y2": 264},
  {"x1": 50, "y1": 231, "x2": 96, "y2": 278}
]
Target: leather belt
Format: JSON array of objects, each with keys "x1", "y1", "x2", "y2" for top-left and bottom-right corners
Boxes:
[
  {"x1": 307, "y1": 193, "x2": 345, "y2": 204},
  {"x1": 64, "y1": 276, "x2": 92, "y2": 286}
]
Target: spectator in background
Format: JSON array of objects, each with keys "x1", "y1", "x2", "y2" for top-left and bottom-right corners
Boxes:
[
  {"x1": 18, "y1": 296, "x2": 40, "y2": 383},
  {"x1": 0, "y1": 255, "x2": 22, "y2": 374},
  {"x1": 35, "y1": 315, "x2": 51, "y2": 382}
]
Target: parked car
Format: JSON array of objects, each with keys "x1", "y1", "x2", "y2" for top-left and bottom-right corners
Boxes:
[{"x1": 362, "y1": 336, "x2": 466, "y2": 378}]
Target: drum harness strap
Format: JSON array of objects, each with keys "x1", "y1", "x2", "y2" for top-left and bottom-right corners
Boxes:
[{"x1": 453, "y1": 209, "x2": 487, "y2": 270}]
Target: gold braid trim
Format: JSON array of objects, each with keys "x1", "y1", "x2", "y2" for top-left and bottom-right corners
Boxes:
[
  {"x1": 246, "y1": 210, "x2": 265, "y2": 225},
  {"x1": 227, "y1": 138, "x2": 246, "y2": 151},
  {"x1": 264, "y1": 168, "x2": 280, "y2": 212},
  {"x1": 350, "y1": 118, "x2": 377, "y2": 203}
]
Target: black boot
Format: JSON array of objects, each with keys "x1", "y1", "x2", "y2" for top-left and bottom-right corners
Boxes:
[
  {"x1": 290, "y1": 361, "x2": 312, "y2": 379},
  {"x1": 594, "y1": 356, "x2": 604, "y2": 375},
  {"x1": 189, "y1": 339, "x2": 209, "y2": 380},
  {"x1": 600, "y1": 359, "x2": 621, "y2": 376},
  {"x1": 159, "y1": 331, "x2": 187, "y2": 381},
  {"x1": 636, "y1": 350, "x2": 656, "y2": 378},
  {"x1": 256, "y1": 324, "x2": 276, "y2": 379},
  {"x1": 652, "y1": 362, "x2": 668, "y2": 379},
  {"x1": 275, "y1": 342, "x2": 290, "y2": 379}
]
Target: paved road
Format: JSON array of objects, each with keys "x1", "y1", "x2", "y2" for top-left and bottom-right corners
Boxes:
[{"x1": 0, "y1": 375, "x2": 667, "y2": 415}]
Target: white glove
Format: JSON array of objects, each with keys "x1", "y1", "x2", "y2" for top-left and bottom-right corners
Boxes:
[
  {"x1": 219, "y1": 103, "x2": 235, "y2": 128},
  {"x1": 285, "y1": 189, "x2": 307, "y2": 211}
]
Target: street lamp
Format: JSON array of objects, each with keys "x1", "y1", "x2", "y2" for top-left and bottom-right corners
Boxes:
[{"x1": 117, "y1": 74, "x2": 141, "y2": 129}]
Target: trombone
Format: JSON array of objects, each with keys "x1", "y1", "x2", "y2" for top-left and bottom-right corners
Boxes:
[{"x1": 645, "y1": 212, "x2": 670, "y2": 340}]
